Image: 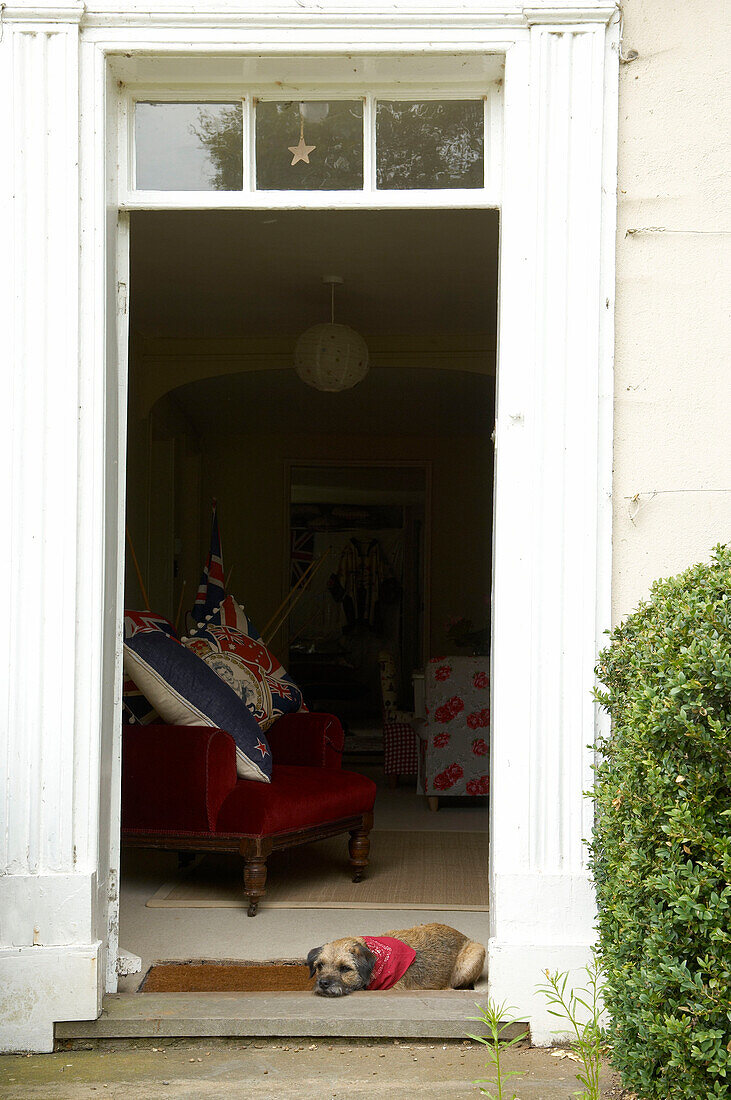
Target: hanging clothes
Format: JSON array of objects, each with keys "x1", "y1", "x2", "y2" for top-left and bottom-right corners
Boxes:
[{"x1": 328, "y1": 537, "x2": 398, "y2": 633}]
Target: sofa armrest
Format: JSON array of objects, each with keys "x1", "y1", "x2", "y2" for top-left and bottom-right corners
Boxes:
[
  {"x1": 121, "y1": 724, "x2": 238, "y2": 835},
  {"x1": 266, "y1": 712, "x2": 344, "y2": 769}
]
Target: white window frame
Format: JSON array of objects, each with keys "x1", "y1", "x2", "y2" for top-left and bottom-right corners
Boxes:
[{"x1": 121, "y1": 81, "x2": 504, "y2": 208}]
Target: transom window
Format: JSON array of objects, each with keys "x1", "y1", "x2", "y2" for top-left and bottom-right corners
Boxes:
[{"x1": 126, "y1": 90, "x2": 499, "y2": 204}]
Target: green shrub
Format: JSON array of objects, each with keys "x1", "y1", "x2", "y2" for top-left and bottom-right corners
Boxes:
[{"x1": 590, "y1": 544, "x2": 731, "y2": 1099}]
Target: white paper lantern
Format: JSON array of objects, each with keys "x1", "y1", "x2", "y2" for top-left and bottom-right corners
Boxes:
[{"x1": 294, "y1": 322, "x2": 369, "y2": 392}]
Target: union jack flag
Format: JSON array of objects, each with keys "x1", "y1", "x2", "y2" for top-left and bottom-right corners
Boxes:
[{"x1": 193, "y1": 499, "x2": 226, "y2": 622}]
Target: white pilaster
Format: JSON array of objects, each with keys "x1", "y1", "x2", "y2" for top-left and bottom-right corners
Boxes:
[
  {"x1": 0, "y1": 2, "x2": 103, "y2": 1053},
  {"x1": 489, "y1": 13, "x2": 617, "y2": 1043}
]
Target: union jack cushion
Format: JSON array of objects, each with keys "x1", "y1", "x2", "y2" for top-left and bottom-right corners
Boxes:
[
  {"x1": 199, "y1": 595, "x2": 261, "y2": 637},
  {"x1": 122, "y1": 611, "x2": 178, "y2": 724},
  {"x1": 183, "y1": 607, "x2": 306, "y2": 732},
  {"x1": 123, "y1": 630, "x2": 272, "y2": 783}
]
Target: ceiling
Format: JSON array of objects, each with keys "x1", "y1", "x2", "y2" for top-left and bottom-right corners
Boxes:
[
  {"x1": 130, "y1": 209, "x2": 499, "y2": 339},
  {"x1": 171, "y1": 365, "x2": 494, "y2": 438}
]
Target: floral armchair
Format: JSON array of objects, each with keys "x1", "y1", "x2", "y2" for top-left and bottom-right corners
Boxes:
[{"x1": 415, "y1": 656, "x2": 490, "y2": 811}]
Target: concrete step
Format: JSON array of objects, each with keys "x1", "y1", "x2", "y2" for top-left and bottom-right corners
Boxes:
[{"x1": 56, "y1": 990, "x2": 518, "y2": 1041}]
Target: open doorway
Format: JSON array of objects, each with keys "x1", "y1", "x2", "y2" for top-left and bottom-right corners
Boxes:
[{"x1": 119, "y1": 207, "x2": 497, "y2": 990}]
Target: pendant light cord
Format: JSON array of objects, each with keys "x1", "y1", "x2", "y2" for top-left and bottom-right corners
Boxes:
[{"x1": 330, "y1": 281, "x2": 336, "y2": 323}]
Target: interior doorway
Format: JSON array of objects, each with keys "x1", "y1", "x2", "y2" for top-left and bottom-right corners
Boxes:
[{"x1": 119, "y1": 207, "x2": 497, "y2": 991}]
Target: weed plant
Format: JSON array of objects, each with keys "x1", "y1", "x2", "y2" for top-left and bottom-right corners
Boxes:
[{"x1": 467, "y1": 1000, "x2": 528, "y2": 1099}]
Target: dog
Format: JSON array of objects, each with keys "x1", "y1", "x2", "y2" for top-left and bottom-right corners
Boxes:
[{"x1": 307, "y1": 922, "x2": 485, "y2": 997}]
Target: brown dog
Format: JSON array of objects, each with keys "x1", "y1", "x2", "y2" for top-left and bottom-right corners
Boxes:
[{"x1": 307, "y1": 922, "x2": 485, "y2": 997}]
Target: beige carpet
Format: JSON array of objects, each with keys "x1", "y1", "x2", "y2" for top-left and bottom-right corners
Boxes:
[{"x1": 146, "y1": 830, "x2": 489, "y2": 911}]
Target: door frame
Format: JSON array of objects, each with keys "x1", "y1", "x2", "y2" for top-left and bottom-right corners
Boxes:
[
  {"x1": 7, "y1": 2, "x2": 615, "y2": 1045},
  {"x1": 100, "y1": 19, "x2": 617, "y2": 1035}
]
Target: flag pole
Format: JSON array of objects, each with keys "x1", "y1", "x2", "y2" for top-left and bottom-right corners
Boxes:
[
  {"x1": 125, "y1": 525, "x2": 150, "y2": 611},
  {"x1": 261, "y1": 550, "x2": 326, "y2": 640},
  {"x1": 174, "y1": 580, "x2": 187, "y2": 633},
  {"x1": 263, "y1": 548, "x2": 332, "y2": 646}
]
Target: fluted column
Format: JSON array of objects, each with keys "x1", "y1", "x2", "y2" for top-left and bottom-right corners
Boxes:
[
  {"x1": 0, "y1": 3, "x2": 102, "y2": 1052},
  {"x1": 489, "y1": 11, "x2": 617, "y2": 1041}
]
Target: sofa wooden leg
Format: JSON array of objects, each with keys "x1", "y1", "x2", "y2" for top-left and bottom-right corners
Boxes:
[
  {"x1": 177, "y1": 851, "x2": 196, "y2": 870},
  {"x1": 348, "y1": 813, "x2": 373, "y2": 883},
  {"x1": 427, "y1": 796, "x2": 439, "y2": 812},
  {"x1": 243, "y1": 856, "x2": 268, "y2": 916},
  {"x1": 386, "y1": 774, "x2": 398, "y2": 789}
]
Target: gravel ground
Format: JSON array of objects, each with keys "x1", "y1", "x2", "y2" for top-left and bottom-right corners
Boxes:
[{"x1": 0, "y1": 1037, "x2": 625, "y2": 1099}]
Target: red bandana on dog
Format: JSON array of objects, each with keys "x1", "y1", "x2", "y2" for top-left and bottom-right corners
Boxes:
[{"x1": 362, "y1": 936, "x2": 416, "y2": 990}]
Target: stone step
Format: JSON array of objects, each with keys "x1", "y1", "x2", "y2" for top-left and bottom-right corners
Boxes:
[{"x1": 56, "y1": 990, "x2": 523, "y2": 1042}]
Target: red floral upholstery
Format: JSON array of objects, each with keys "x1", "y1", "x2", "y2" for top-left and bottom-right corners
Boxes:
[
  {"x1": 216, "y1": 765, "x2": 376, "y2": 836},
  {"x1": 415, "y1": 657, "x2": 490, "y2": 797}
]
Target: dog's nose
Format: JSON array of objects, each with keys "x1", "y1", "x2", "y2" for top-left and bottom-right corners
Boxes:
[{"x1": 317, "y1": 977, "x2": 332, "y2": 990}]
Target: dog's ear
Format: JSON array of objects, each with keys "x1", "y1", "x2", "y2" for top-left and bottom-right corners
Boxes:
[
  {"x1": 306, "y1": 946, "x2": 323, "y2": 978},
  {"x1": 351, "y1": 942, "x2": 376, "y2": 988}
]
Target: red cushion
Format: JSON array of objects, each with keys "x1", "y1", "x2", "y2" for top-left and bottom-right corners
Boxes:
[{"x1": 215, "y1": 765, "x2": 376, "y2": 837}]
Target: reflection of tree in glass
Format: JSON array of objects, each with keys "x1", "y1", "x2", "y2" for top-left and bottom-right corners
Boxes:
[
  {"x1": 191, "y1": 105, "x2": 244, "y2": 190},
  {"x1": 256, "y1": 102, "x2": 364, "y2": 191},
  {"x1": 377, "y1": 101, "x2": 484, "y2": 189},
  {"x1": 189, "y1": 99, "x2": 483, "y2": 192}
]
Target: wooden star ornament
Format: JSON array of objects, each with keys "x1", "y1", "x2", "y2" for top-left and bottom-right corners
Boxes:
[{"x1": 288, "y1": 134, "x2": 316, "y2": 166}]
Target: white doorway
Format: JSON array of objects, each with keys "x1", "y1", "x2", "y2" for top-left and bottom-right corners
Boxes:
[
  {"x1": 0, "y1": 8, "x2": 619, "y2": 1049},
  {"x1": 119, "y1": 205, "x2": 497, "y2": 990}
]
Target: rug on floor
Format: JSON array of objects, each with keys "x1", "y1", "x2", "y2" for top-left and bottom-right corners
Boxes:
[
  {"x1": 140, "y1": 960, "x2": 313, "y2": 993},
  {"x1": 146, "y1": 830, "x2": 489, "y2": 911}
]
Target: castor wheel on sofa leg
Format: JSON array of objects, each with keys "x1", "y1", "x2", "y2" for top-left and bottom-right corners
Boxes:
[
  {"x1": 243, "y1": 855, "x2": 268, "y2": 917},
  {"x1": 348, "y1": 813, "x2": 373, "y2": 883}
]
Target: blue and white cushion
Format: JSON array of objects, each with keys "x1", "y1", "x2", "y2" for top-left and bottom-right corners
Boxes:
[
  {"x1": 123, "y1": 630, "x2": 272, "y2": 783},
  {"x1": 122, "y1": 610, "x2": 178, "y2": 724}
]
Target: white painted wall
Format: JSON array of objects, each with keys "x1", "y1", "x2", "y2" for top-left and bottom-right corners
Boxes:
[{"x1": 612, "y1": 0, "x2": 731, "y2": 620}]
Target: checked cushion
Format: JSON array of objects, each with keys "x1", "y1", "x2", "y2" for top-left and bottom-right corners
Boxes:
[
  {"x1": 383, "y1": 720, "x2": 418, "y2": 777},
  {"x1": 184, "y1": 599, "x2": 306, "y2": 732}
]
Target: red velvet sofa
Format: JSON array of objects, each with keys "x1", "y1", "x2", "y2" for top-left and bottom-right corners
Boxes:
[{"x1": 121, "y1": 712, "x2": 376, "y2": 915}]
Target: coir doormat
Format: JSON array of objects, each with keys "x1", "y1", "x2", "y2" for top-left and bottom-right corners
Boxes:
[{"x1": 140, "y1": 960, "x2": 314, "y2": 993}]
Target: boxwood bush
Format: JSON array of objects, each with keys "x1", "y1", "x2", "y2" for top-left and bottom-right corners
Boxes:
[{"x1": 590, "y1": 544, "x2": 731, "y2": 1098}]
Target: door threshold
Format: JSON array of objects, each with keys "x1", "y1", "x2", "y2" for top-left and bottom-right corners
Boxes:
[{"x1": 56, "y1": 990, "x2": 516, "y2": 1041}]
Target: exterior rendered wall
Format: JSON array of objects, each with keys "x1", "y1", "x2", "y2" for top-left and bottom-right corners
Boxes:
[{"x1": 613, "y1": 0, "x2": 731, "y2": 620}]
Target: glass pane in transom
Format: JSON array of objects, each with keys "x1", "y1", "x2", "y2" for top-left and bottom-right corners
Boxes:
[
  {"x1": 135, "y1": 102, "x2": 243, "y2": 191},
  {"x1": 376, "y1": 100, "x2": 484, "y2": 190},
  {"x1": 256, "y1": 101, "x2": 364, "y2": 190}
]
